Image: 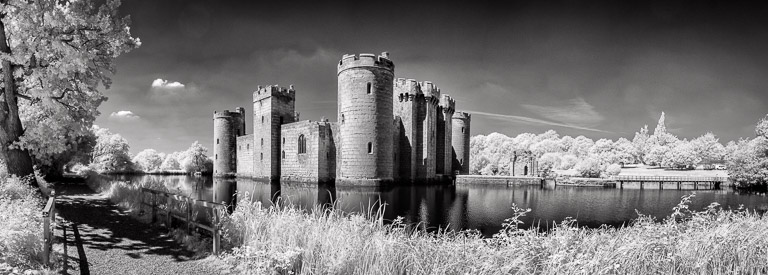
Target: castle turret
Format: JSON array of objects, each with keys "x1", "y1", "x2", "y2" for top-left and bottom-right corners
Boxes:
[
  {"x1": 337, "y1": 52, "x2": 395, "y2": 185},
  {"x1": 213, "y1": 109, "x2": 245, "y2": 177},
  {"x1": 451, "y1": 111, "x2": 471, "y2": 175},
  {"x1": 420, "y1": 81, "x2": 440, "y2": 180},
  {"x1": 253, "y1": 85, "x2": 296, "y2": 181},
  {"x1": 393, "y1": 78, "x2": 423, "y2": 182},
  {"x1": 437, "y1": 94, "x2": 455, "y2": 178}
]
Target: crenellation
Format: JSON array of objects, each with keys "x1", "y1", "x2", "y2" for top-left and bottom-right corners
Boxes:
[{"x1": 215, "y1": 51, "x2": 470, "y2": 185}]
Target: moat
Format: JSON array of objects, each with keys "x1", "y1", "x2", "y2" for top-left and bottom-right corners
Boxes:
[{"x1": 105, "y1": 175, "x2": 768, "y2": 236}]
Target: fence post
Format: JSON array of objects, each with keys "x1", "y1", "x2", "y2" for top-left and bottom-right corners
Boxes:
[
  {"x1": 186, "y1": 199, "x2": 192, "y2": 234},
  {"x1": 212, "y1": 207, "x2": 220, "y2": 255},
  {"x1": 42, "y1": 190, "x2": 55, "y2": 267}
]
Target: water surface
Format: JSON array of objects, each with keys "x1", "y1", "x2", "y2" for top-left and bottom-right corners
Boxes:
[{"x1": 103, "y1": 175, "x2": 768, "y2": 236}]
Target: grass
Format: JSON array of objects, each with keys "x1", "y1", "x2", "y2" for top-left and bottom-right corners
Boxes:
[
  {"x1": 0, "y1": 175, "x2": 59, "y2": 274},
  {"x1": 556, "y1": 164, "x2": 729, "y2": 178},
  {"x1": 89, "y1": 174, "x2": 768, "y2": 274}
]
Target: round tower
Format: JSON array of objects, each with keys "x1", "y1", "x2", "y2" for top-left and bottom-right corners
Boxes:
[
  {"x1": 213, "y1": 110, "x2": 236, "y2": 177},
  {"x1": 451, "y1": 111, "x2": 471, "y2": 175},
  {"x1": 337, "y1": 52, "x2": 395, "y2": 184}
]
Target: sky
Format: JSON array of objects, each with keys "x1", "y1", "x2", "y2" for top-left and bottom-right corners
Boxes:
[{"x1": 95, "y1": 0, "x2": 768, "y2": 155}]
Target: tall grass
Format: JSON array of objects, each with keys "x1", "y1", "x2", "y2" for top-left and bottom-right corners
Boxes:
[
  {"x1": 0, "y1": 176, "x2": 58, "y2": 273},
  {"x1": 219, "y1": 193, "x2": 768, "y2": 275}
]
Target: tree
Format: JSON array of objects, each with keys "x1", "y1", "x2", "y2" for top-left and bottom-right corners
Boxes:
[
  {"x1": 569, "y1": 136, "x2": 594, "y2": 157},
  {"x1": 90, "y1": 126, "x2": 132, "y2": 173},
  {"x1": 575, "y1": 157, "x2": 603, "y2": 178},
  {"x1": 538, "y1": 152, "x2": 561, "y2": 178},
  {"x1": 160, "y1": 152, "x2": 181, "y2": 171},
  {"x1": 663, "y1": 141, "x2": 701, "y2": 169},
  {"x1": 691, "y1": 133, "x2": 726, "y2": 164},
  {"x1": 0, "y1": 0, "x2": 139, "y2": 181},
  {"x1": 132, "y1": 149, "x2": 162, "y2": 172},
  {"x1": 180, "y1": 141, "x2": 211, "y2": 173},
  {"x1": 727, "y1": 115, "x2": 768, "y2": 188},
  {"x1": 632, "y1": 125, "x2": 649, "y2": 163},
  {"x1": 558, "y1": 154, "x2": 578, "y2": 170}
]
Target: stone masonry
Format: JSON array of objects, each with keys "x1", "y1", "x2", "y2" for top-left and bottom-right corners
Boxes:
[{"x1": 213, "y1": 52, "x2": 472, "y2": 185}]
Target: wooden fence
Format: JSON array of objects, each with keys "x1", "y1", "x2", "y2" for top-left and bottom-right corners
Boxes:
[
  {"x1": 42, "y1": 191, "x2": 56, "y2": 266},
  {"x1": 139, "y1": 188, "x2": 224, "y2": 255}
]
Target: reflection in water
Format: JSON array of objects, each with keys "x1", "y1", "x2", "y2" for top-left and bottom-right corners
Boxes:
[{"x1": 102, "y1": 175, "x2": 768, "y2": 237}]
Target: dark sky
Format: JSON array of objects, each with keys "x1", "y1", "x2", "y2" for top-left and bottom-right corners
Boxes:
[{"x1": 96, "y1": 0, "x2": 768, "y2": 154}]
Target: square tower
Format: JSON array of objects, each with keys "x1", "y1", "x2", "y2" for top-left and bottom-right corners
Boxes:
[{"x1": 252, "y1": 85, "x2": 296, "y2": 181}]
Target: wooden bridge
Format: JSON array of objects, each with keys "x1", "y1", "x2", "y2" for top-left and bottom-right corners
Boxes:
[{"x1": 611, "y1": 175, "x2": 730, "y2": 190}]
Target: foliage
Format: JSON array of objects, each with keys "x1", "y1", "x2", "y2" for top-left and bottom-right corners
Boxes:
[
  {"x1": 558, "y1": 154, "x2": 578, "y2": 170},
  {"x1": 575, "y1": 157, "x2": 604, "y2": 178},
  {"x1": 691, "y1": 133, "x2": 726, "y2": 164},
  {"x1": 605, "y1": 163, "x2": 622, "y2": 176},
  {"x1": 0, "y1": 176, "x2": 53, "y2": 271},
  {"x1": 537, "y1": 153, "x2": 560, "y2": 178},
  {"x1": 0, "y1": 0, "x2": 139, "y2": 177},
  {"x1": 213, "y1": 194, "x2": 768, "y2": 275},
  {"x1": 663, "y1": 141, "x2": 701, "y2": 169},
  {"x1": 90, "y1": 126, "x2": 133, "y2": 173},
  {"x1": 132, "y1": 149, "x2": 163, "y2": 172},
  {"x1": 179, "y1": 141, "x2": 212, "y2": 173},
  {"x1": 159, "y1": 153, "x2": 181, "y2": 171}
]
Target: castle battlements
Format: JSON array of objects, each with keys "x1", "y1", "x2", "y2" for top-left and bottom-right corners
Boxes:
[
  {"x1": 214, "y1": 109, "x2": 244, "y2": 119},
  {"x1": 337, "y1": 52, "x2": 394, "y2": 74},
  {"x1": 453, "y1": 111, "x2": 471, "y2": 120},
  {"x1": 253, "y1": 84, "x2": 296, "y2": 102},
  {"x1": 440, "y1": 94, "x2": 456, "y2": 113},
  {"x1": 215, "y1": 51, "x2": 473, "y2": 185}
]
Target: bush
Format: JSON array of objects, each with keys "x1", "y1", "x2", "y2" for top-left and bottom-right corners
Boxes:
[
  {"x1": 0, "y1": 176, "x2": 52, "y2": 271},
  {"x1": 575, "y1": 157, "x2": 603, "y2": 178},
  {"x1": 605, "y1": 163, "x2": 622, "y2": 176}
]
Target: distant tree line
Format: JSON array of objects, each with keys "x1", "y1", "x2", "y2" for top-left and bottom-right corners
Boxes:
[
  {"x1": 69, "y1": 126, "x2": 213, "y2": 175},
  {"x1": 470, "y1": 112, "x2": 737, "y2": 179}
]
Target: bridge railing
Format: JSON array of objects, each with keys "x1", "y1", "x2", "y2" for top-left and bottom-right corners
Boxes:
[
  {"x1": 610, "y1": 175, "x2": 729, "y2": 182},
  {"x1": 139, "y1": 188, "x2": 224, "y2": 255},
  {"x1": 42, "y1": 191, "x2": 56, "y2": 266}
]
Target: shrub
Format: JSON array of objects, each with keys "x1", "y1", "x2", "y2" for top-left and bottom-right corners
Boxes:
[
  {"x1": 575, "y1": 157, "x2": 603, "y2": 178},
  {"x1": 0, "y1": 176, "x2": 52, "y2": 271},
  {"x1": 605, "y1": 163, "x2": 622, "y2": 176}
]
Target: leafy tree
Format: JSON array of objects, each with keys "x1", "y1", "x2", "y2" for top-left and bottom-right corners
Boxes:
[
  {"x1": 691, "y1": 133, "x2": 726, "y2": 164},
  {"x1": 558, "y1": 154, "x2": 578, "y2": 170},
  {"x1": 632, "y1": 125, "x2": 650, "y2": 163},
  {"x1": 613, "y1": 138, "x2": 636, "y2": 165},
  {"x1": 663, "y1": 141, "x2": 701, "y2": 169},
  {"x1": 0, "y1": 0, "x2": 139, "y2": 181},
  {"x1": 160, "y1": 152, "x2": 181, "y2": 171},
  {"x1": 180, "y1": 141, "x2": 211, "y2": 173},
  {"x1": 132, "y1": 149, "x2": 162, "y2": 172},
  {"x1": 644, "y1": 144, "x2": 669, "y2": 166},
  {"x1": 538, "y1": 152, "x2": 561, "y2": 178},
  {"x1": 559, "y1": 135, "x2": 574, "y2": 153},
  {"x1": 575, "y1": 157, "x2": 603, "y2": 178},
  {"x1": 569, "y1": 136, "x2": 594, "y2": 157},
  {"x1": 90, "y1": 126, "x2": 132, "y2": 173},
  {"x1": 727, "y1": 115, "x2": 768, "y2": 188},
  {"x1": 605, "y1": 163, "x2": 622, "y2": 176}
]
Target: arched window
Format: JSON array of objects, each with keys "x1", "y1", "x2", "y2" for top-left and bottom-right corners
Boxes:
[
  {"x1": 366, "y1": 82, "x2": 372, "y2": 94},
  {"x1": 367, "y1": 142, "x2": 373, "y2": 154},
  {"x1": 216, "y1": 138, "x2": 219, "y2": 144},
  {"x1": 524, "y1": 165, "x2": 528, "y2": 176},
  {"x1": 283, "y1": 137, "x2": 285, "y2": 145},
  {"x1": 298, "y1": 134, "x2": 306, "y2": 154},
  {"x1": 282, "y1": 151, "x2": 285, "y2": 159}
]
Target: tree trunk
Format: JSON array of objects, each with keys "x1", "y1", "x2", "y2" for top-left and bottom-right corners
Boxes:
[{"x1": 0, "y1": 13, "x2": 36, "y2": 183}]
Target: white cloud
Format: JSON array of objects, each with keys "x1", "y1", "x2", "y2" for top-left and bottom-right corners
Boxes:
[
  {"x1": 521, "y1": 97, "x2": 605, "y2": 127},
  {"x1": 151, "y1": 78, "x2": 185, "y2": 89},
  {"x1": 109, "y1": 110, "x2": 140, "y2": 121}
]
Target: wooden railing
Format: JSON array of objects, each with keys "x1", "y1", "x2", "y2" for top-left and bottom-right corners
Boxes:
[
  {"x1": 139, "y1": 188, "x2": 224, "y2": 255},
  {"x1": 611, "y1": 175, "x2": 729, "y2": 182},
  {"x1": 42, "y1": 191, "x2": 56, "y2": 266}
]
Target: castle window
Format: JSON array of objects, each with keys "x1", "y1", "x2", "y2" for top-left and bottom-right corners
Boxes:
[
  {"x1": 215, "y1": 154, "x2": 217, "y2": 160},
  {"x1": 341, "y1": 114, "x2": 345, "y2": 124},
  {"x1": 283, "y1": 137, "x2": 285, "y2": 145},
  {"x1": 367, "y1": 142, "x2": 373, "y2": 154},
  {"x1": 216, "y1": 138, "x2": 219, "y2": 144},
  {"x1": 261, "y1": 138, "x2": 264, "y2": 146},
  {"x1": 461, "y1": 127, "x2": 465, "y2": 133},
  {"x1": 247, "y1": 144, "x2": 250, "y2": 150},
  {"x1": 282, "y1": 151, "x2": 285, "y2": 159},
  {"x1": 262, "y1": 116, "x2": 265, "y2": 124},
  {"x1": 298, "y1": 135, "x2": 306, "y2": 154},
  {"x1": 260, "y1": 153, "x2": 263, "y2": 160},
  {"x1": 366, "y1": 82, "x2": 372, "y2": 94},
  {"x1": 460, "y1": 159, "x2": 463, "y2": 165}
]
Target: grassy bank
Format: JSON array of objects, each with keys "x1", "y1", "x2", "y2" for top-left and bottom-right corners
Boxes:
[
  {"x1": 90, "y1": 175, "x2": 768, "y2": 274},
  {"x1": 0, "y1": 176, "x2": 58, "y2": 274}
]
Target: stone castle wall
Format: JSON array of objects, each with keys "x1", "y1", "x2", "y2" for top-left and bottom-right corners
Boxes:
[
  {"x1": 280, "y1": 120, "x2": 335, "y2": 183},
  {"x1": 236, "y1": 134, "x2": 254, "y2": 177},
  {"x1": 452, "y1": 111, "x2": 471, "y2": 175},
  {"x1": 439, "y1": 94, "x2": 455, "y2": 176},
  {"x1": 420, "y1": 81, "x2": 439, "y2": 180},
  {"x1": 336, "y1": 53, "x2": 394, "y2": 184},
  {"x1": 393, "y1": 78, "x2": 422, "y2": 182},
  {"x1": 213, "y1": 109, "x2": 244, "y2": 177},
  {"x1": 252, "y1": 85, "x2": 296, "y2": 181}
]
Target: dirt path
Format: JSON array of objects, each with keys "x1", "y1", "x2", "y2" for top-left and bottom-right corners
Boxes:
[{"x1": 54, "y1": 184, "x2": 227, "y2": 275}]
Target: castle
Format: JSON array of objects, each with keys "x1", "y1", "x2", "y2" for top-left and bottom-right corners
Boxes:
[{"x1": 213, "y1": 52, "x2": 471, "y2": 185}]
